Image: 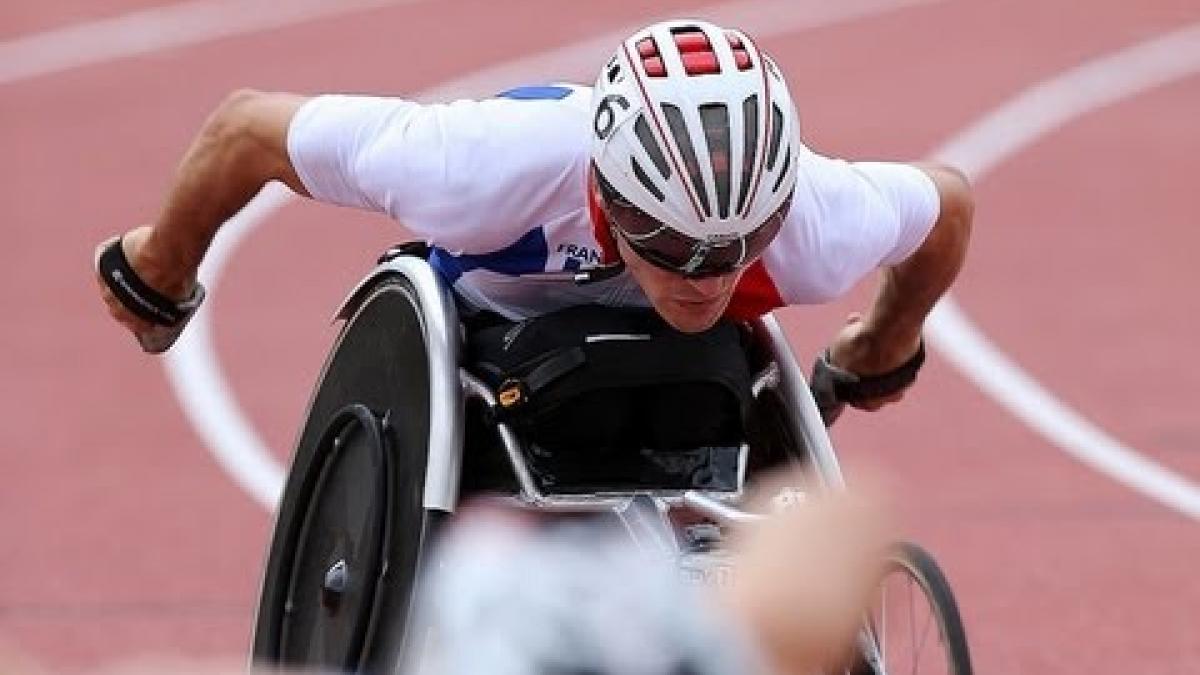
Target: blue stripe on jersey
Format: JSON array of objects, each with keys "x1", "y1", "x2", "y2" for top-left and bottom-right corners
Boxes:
[
  {"x1": 429, "y1": 228, "x2": 550, "y2": 285},
  {"x1": 496, "y1": 85, "x2": 572, "y2": 101}
]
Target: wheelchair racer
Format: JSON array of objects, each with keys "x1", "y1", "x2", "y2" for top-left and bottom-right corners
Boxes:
[{"x1": 95, "y1": 19, "x2": 973, "y2": 413}]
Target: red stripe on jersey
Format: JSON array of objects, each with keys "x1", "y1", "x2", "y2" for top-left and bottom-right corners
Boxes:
[
  {"x1": 586, "y1": 169, "x2": 621, "y2": 264},
  {"x1": 724, "y1": 260, "x2": 785, "y2": 321}
]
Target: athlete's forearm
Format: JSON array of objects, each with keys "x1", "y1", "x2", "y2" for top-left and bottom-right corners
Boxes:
[
  {"x1": 861, "y1": 164, "x2": 974, "y2": 364},
  {"x1": 145, "y1": 90, "x2": 309, "y2": 294}
]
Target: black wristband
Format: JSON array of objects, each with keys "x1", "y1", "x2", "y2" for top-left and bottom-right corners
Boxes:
[
  {"x1": 829, "y1": 340, "x2": 926, "y2": 404},
  {"x1": 96, "y1": 237, "x2": 188, "y2": 327}
]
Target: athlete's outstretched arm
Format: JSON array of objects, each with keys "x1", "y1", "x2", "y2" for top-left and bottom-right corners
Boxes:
[
  {"x1": 827, "y1": 163, "x2": 974, "y2": 409},
  {"x1": 95, "y1": 90, "x2": 309, "y2": 337}
]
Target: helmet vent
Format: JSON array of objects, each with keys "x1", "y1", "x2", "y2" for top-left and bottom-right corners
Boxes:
[
  {"x1": 699, "y1": 103, "x2": 732, "y2": 219},
  {"x1": 643, "y1": 58, "x2": 667, "y2": 77},
  {"x1": 663, "y1": 103, "x2": 712, "y2": 218},
  {"x1": 636, "y1": 37, "x2": 667, "y2": 77},
  {"x1": 672, "y1": 27, "x2": 721, "y2": 76},
  {"x1": 772, "y1": 147, "x2": 792, "y2": 194},
  {"x1": 634, "y1": 115, "x2": 671, "y2": 179},
  {"x1": 735, "y1": 95, "x2": 759, "y2": 216},
  {"x1": 766, "y1": 104, "x2": 785, "y2": 170},
  {"x1": 724, "y1": 30, "x2": 753, "y2": 71},
  {"x1": 631, "y1": 158, "x2": 665, "y2": 202}
]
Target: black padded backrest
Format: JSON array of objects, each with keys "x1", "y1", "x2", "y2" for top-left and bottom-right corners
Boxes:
[{"x1": 462, "y1": 304, "x2": 753, "y2": 494}]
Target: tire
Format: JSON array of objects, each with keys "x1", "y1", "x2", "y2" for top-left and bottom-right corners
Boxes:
[
  {"x1": 251, "y1": 277, "x2": 446, "y2": 673},
  {"x1": 851, "y1": 541, "x2": 974, "y2": 675}
]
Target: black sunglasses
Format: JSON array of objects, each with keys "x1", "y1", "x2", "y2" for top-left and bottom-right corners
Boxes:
[{"x1": 595, "y1": 171, "x2": 788, "y2": 279}]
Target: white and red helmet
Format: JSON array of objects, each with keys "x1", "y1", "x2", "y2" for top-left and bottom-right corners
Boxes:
[{"x1": 591, "y1": 19, "x2": 801, "y2": 277}]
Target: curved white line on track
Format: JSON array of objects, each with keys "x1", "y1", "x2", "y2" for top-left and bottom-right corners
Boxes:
[
  {"x1": 151, "y1": 0, "x2": 942, "y2": 510},
  {"x1": 0, "y1": 0, "x2": 417, "y2": 85},
  {"x1": 927, "y1": 24, "x2": 1200, "y2": 520},
  {"x1": 163, "y1": 182, "x2": 293, "y2": 509}
]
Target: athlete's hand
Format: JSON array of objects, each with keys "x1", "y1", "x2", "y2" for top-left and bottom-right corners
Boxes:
[
  {"x1": 825, "y1": 312, "x2": 923, "y2": 411},
  {"x1": 93, "y1": 225, "x2": 198, "y2": 343}
]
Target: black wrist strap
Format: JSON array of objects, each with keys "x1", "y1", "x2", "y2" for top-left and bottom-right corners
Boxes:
[
  {"x1": 826, "y1": 340, "x2": 926, "y2": 404},
  {"x1": 97, "y1": 237, "x2": 189, "y2": 326}
]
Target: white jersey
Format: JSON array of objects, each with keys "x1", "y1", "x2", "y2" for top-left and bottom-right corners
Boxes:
[{"x1": 287, "y1": 85, "x2": 940, "y2": 321}]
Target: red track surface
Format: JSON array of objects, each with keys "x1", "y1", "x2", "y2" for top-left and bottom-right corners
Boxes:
[{"x1": 4, "y1": 0, "x2": 1198, "y2": 672}]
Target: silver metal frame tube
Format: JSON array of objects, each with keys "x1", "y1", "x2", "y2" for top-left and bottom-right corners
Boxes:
[
  {"x1": 750, "y1": 314, "x2": 846, "y2": 490},
  {"x1": 459, "y1": 370, "x2": 546, "y2": 501},
  {"x1": 683, "y1": 491, "x2": 764, "y2": 525}
]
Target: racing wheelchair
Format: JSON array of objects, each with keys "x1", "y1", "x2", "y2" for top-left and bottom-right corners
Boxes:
[{"x1": 248, "y1": 250, "x2": 974, "y2": 674}]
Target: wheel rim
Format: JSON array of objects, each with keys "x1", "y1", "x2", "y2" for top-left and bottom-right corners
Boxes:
[
  {"x1": 858, "y1": 554, "x2": 962, "y2": 675},
  {"x1": 278, "y1": 406, "x2": 391, "y2": 670},
  {"x1": 881, "y1": 569, "x2": 941, "y2": 673}
]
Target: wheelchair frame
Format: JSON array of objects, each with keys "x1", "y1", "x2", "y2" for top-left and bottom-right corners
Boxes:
[{"x1": 255, "y1": 253, "x2": 972, "y2": 675}]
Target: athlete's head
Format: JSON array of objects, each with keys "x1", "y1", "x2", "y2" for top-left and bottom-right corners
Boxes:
[{"x1": 590, "y1": 19, "x2": 801, "y2": 332}]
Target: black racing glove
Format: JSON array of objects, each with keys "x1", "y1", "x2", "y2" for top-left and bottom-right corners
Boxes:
[{"x1": 810, "y1": 341, "x2": 926, "y2": 426}]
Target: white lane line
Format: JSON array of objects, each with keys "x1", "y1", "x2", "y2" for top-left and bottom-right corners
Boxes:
[
  {"x1": 0, "y1": 0, "x2": 412, "y2": 85},
  {"x1": 927, "y1": 23, "x2": 1200, "y2": 520},
  {"x1": 163, "y1": 182, "x2": 292, "y2": 509},
  {"x1": 152, "y1": 0, "x2": 942, "y2": 510}
]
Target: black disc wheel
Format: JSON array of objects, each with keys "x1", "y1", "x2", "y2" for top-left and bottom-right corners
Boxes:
[
  {"x1": 851, "y1": 541, "x2": 974, "y2": 675},
  {"x1": 252, "y1": 277, "x2": 444, "y2": 673}
]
